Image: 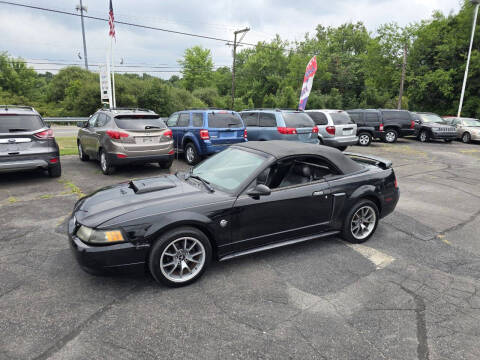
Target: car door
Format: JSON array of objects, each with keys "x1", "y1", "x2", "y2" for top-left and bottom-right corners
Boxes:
[
  {"x1": 167, "y1": 114, "x2": 179, "y2": 150},
  {"x1": 242, "y1": 112, "x2": 259, "y2": 140},
  {"x1": 81, "y1": 114, "x2": 99, "y2": 156},
  {"x1": 230, "y1": 159, "x2": 333, "y2": 253},
  {"x1": 92, "y1": 113, "x2": 109, "y2": 155}
]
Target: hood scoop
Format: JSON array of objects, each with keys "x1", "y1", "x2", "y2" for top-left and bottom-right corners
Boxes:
[{"x1": 129, "y1": 177, "x2": 177, "y2": 194}]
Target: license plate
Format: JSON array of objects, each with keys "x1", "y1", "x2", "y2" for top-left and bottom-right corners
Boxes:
[{"x1": 136, "y1": 136, "x2": 159, "y2": 144}]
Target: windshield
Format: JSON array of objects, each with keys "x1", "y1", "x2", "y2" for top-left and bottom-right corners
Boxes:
[
  {"x1": 282, "y1": 112, "x2": 315, "y2": 128},
  {"x1": 331, "y1": 112, "x2": 354, "y2": 125},
  {"x1": 191, "y1": 147, "x2": 267, "y2": 192},
  {"x1": 114, "y1": 115, "x2": 166, "y2": 130},
  {"x1": 463, "y1": 119, "x2": 480, "y2": 127},
  {"x1": 0, "y1": 115, "x2": 44, "y2": 132},
  {"x1": 418, "y1": 113, "x2": 446, "y2": 124}
]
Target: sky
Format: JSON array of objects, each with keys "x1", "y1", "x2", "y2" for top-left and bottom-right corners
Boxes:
[{"x1": 0, "y1": 0, "x2": 463, "y2": 78}]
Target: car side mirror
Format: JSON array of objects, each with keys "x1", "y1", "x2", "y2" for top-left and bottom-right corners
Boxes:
[{"x1": 247, "y1": 184, "x2": 271, "y2": 199}]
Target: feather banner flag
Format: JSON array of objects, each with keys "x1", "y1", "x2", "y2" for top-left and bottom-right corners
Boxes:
[{"x1": 298, "y1": 56, "x2": 317, "y2": 110}]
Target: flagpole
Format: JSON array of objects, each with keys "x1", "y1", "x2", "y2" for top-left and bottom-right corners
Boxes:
[{"x1": 110, "y1": 37, "x2": 116, "y2": 108}]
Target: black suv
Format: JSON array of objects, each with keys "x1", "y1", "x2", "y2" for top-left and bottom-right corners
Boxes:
[
  {"x1": 412, "y1": 112, "x2": 457, "y2": 143},
  {"x1": 0, "y1": 105, "x2": 61, "y2": 177},
  {"x1": 348, "y1": 109, "x2": 416, "y2": 144}
]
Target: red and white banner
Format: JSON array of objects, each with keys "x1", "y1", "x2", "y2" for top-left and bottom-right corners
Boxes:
[{"x1": 298, "y1": 56, "x2": 317, "y2": 110}]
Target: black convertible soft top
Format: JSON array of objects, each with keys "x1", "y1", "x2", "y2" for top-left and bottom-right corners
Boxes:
[{"x1": 234, "y1": 140, "x2": 364, "y2": 175}]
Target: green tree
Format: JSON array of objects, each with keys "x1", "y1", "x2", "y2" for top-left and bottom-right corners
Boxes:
[{"x1": 178, "y1": 46, "x2": 214, "y2": 91}]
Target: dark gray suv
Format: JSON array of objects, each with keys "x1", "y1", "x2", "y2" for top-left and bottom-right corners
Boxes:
[{"x1": 0, "y1": 105, "x2": 61, "y2": 177}]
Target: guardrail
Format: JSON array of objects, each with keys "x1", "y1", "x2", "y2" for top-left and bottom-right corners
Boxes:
[{"x1": 44, "y1": 117, "x2": 89, "y2": 124}]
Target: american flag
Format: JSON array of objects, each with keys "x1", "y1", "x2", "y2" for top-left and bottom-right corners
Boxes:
[{"x1": 108, "y1": 0, "x2": 115, "y2": 39}]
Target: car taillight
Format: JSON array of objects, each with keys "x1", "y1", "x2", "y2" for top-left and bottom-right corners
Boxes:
[
  {"x1": 200, "y1": 129, "x2": 210, "y2": 140},
  {"x1": 410, "y1": 120, "x2": 415, "y2": 129},
  {"x1": 379, "y1": 123, "x2": 384, "y2": 131},
  {"x1": 277, "y1": 127, "x2": 297, "y2": 135},
  {"x1": 326, "y1": 126, "x2": 336, "y2": 135},
  {"x1": 163, "y1": 129, "x2": 173, "y2": 139},
  {"x1": 106, "y1": 130, "x2": 129, "y2": 140},
  {"x1": 34, "y1": 129, "x2": 54, "y2": 139},
  {"x1": 116, "y1": 154, "x2": 127, "y2": 159},
  {"x1": 394, "y1": 178, "x2": 398, "y2": 189},
  {"x1": 244, "y1": 129, "x2": 248, "y2": 138},
  {"x1": 312, "y1": 127, "x2": 319, "y2": 134},
  {"x1": 49, "y1": 157, "x2": 59, "y2": 163},
  {"x1": 168, "y1": 149, "x2": 175, "y2": 155}
]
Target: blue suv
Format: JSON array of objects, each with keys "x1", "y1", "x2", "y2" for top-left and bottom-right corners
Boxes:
[
  {"x1": 166, "y1": 109, "x2": 247, "y2": 165},
  {"x1": 240, "y1": 109, "x2": 319, "y2": 144}
]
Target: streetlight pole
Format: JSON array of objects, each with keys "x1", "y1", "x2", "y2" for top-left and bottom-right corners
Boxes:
[
  {"x1": 76, "y1": 0, "x2": 89, "y2": 70},
  {"x1": 457, "y1": 0, "x2": 479, "y2": 117},
  {"x1": 230, "y1": 28, "x2": 250, "y2": 109}
]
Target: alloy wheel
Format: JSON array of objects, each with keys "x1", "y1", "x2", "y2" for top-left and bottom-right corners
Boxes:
[
  {"x1": 385, "y1": 132, "x2": 396, "y2": 143},
  {"x1": 78, "y1": 143, "x2": 83, "y2": 158},
  {"x1": 350, "y1": 206, "x2": 376, "y2": 240},
  {"x1": 160, "y1": 237, "x2": 206, "y2": 283},
  {"x1": 101, "y1": 152, "x2": 107, "y2": 172},
  {"x1": 359, "y1": 134, "x2": 370, "y2": 146},
  {"x1": 186, "y1": 146, "x2": 195, "y2": 163},
  {"x1": 462, "y1": 133, "x2": 471, "y2": 143},
  {"x1": 420, "y1": 131, "x2": 427, "y2": 142}
]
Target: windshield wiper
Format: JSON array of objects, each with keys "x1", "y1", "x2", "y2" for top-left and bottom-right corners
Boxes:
[
  {"x1": 8, "y1": 128, "x2": 29, "y2": 132},
  {"x1": 145, "y1": 125, "x2": 161, "y2": 130},
  {"x1": 186, "y1": 173, "x2": 214, "y2": 192}
]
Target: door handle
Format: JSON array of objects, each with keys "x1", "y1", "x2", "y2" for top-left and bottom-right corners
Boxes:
[{"x1": 312, "y1": 191, "x2": 324, "y2": 196}]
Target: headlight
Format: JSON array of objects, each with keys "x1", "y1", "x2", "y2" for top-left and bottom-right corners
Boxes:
[
  {"x1": 432, "y1": 127, "x2": 440, "y2": 131},
  {"x1": 76, "y1": 225, "x2": 125, "y2": 244}
]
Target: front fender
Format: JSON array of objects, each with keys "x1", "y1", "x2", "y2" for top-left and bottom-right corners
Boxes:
[{"x1": 144, "y1": 211, "x2": 214, "y2": 239}]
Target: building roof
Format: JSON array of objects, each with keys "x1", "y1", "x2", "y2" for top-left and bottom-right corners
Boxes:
[{"x1": 234, "y1": 140, "x2": 364, "y2": 174}]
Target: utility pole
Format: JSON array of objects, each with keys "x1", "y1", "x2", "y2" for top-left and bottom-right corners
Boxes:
[
  {"x1": 230, "y1": 28, "x2": 250, "y2": 109},
  {"x1": 458, "y1": 0, "x2": 480, "y2": 117},
  {"x1": 397, "y1": 43, "x2": 408, "y2": 109},
  {"x1": 76, "y1": 0, "x2": 89, "y2": 70}
]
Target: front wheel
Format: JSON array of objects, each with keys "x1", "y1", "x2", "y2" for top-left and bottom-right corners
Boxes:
[
  {"x1": 384, "y1": 129, "x2": 398, "y2": 143},
  {"x1": 444, "y1": 139, "x2": 452, "y2": 143},
  {"x1": 419, "y1": 130, "x2": 430, "y2": 142},
  {"x1": 100, "y1": 150, "x2": 115, "y2": 175},
  {"x1": 342, "y1": 199, "x2": 379, "y2": 244},
  {"x1": 358, "y1": 132, "x2": 372, "y2": 146},
  {"x1": 148, "y1": 227, "x2": 212, "y2": 287},
  {"x1": 462, "y1": 132, "x2": 471, "y2": 144}
]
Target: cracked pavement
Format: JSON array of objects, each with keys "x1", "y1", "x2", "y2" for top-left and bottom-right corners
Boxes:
[{"x1": 1, "y1": 138, "x2": 480, "y2": 359}]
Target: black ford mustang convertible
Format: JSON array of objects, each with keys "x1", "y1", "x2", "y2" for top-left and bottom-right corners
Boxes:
[{"x1": 68, "y1": 141, "x2": 399, "y2": 286}]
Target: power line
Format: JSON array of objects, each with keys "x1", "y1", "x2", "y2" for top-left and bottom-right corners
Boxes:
[
  {"x1": 23, "y1": 61, "x2": 229, "y2": 69},
  {"x1": 0, "y1": 1, "x2": 256, "y2": 46}
]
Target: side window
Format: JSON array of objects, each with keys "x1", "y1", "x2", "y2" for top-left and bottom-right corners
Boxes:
[
  {"x1": 308, "y1": 112, "x2": 328, "y2": 126},
  {"x1": 88, "y1": 114, "x2": 99, "y2": 127},
  {"x1": 167, "y1": 114, "x2": 178, "y2": 127},
  {"x1": 382, "y1": 111, "x2": 395, "y2": 121},
  {"x1": 242, "y1": 112, "x2": 258, "y2": 127},
  {"x1": 97, "y1": 114, "x2": 109, "y2": 127},
  {"x1": 348, "y1": 112, "x2": 362, "y2": 123},
  {"x1": 259, "y1": 113, "x2": 277, "y2": 127},
  {"x1": 177, "y1": 113, "x2": 190, "y2": 127},
  {"x1": 192, "y1": 113, "x2": 204, "y2": 127},
  {"x1": 366, "y1": 113, "x2": 379, "y2": 122}
]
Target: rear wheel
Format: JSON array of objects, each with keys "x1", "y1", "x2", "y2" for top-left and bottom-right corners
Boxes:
[
  {"x1": 342, "y1": 199, "x2": 379, "y2": 244},
  {"x1": 48, "y1": 163, "x2": 62, "y2": 178},
  {"x1": 419, "y1": 130, "x2": 430, "y2": 142},
  {"x1": 358, "y1": 132, "x2": 372, "y2": 146},
  {"x1": 159, "y1": 160, "x2": 173, "y2": 169},
  {"x1": 384, "y1": 129, "x2": 398, "y2": 143},
  {"x1": 100, "y1": 150, "x2": 115, "y2": 175},
  {"x1": 148, "y1": 226, "x2": 212, "y2": 287},
  {"x1": 78, "y1": 142, "x2": 89, "y2": 161},
  {"x1": 462, "y1": 132, "x2": 471, "y2": 144},
  {"x1": 184, "y1": 143, "x2": 200, "y2": 165}
]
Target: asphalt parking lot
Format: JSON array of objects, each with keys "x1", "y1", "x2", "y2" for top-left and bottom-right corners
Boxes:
[{"x1": 1, "y1": 138, "x2": 480, "y2": 360}]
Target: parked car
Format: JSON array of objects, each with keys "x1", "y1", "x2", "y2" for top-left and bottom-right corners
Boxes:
[
  {"x1": 444, "y1": 117, "x2": 480, "y2": 143},
  {"x1": 167, "y1": 109, "x2": 247, "y2": 165},
  {"x1": 240, "y1": 109, "x2": 319, "y2": 145},
  {"x1": 68, "y1": 140, "x2": 399, "y2": 287},
  {"x1": 304, "y1": 110, "x2": 358, "y2": 150},
  {"x1": 0, "y1": 105, "x2": 61, "y2": 177},
  {"x1": 347, "y1": 109, "x2": 384, "y2": 146},
  {"x1": 77, "y1": 108, "x2": 174, "y2": 175},
  {"x1": 411, "y1": 112, "x2": 457, "y2": 143}
]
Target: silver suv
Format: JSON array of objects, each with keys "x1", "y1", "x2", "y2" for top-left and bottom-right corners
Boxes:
[
  {"x1": 305, "y1": 110, "x2": 358, "y2": 151},
  {"x1": 77, "y1": 108, "x2": 174, "y2": 175},
  {"x1": 0, "y1": 105, "x2": 61, "y2": 177}
]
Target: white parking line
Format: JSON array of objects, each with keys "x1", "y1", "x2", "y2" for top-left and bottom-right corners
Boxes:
[{"x1": 342, "y1": 242, "x2": 395, "y2": 269}]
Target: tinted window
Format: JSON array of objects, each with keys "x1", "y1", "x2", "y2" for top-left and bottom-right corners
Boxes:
[
  {"x1": 331, "y1": 113, "x2": 354, "y2": 125},
  {"x1": 177, "y1": 113, "x2": 190, "y2": 127},
  {"x1": 366, "y1": 113, "x2": 379, "y2": 122},
  {"x1": 418, "y1": 113, "x2": 446, "y2": 124},
  {"x1": 96, "y1": 113, "x2": 109, "y2": 127},
  {"x1": 192, "y1": 113, "x2": 204, "y2": 127},
  {"x1": 88, "y1": 114, "x2": 98, "y2": 127},
  {"x1": 259, "y1": 113, "x2": 277, "y2": 127},
  {"x1": 167, "y1": 114, "x2": 178, "y2": 127},
  {"x1": 114, "y1": 115, "x2": 167, "y2": 130},
  {"x1": 207, "y1": 113, "x2": 243, "y2": 128},
  {"x1": 348, "y1": 112, "x2": 362, "y2": 123},
  {"x1": 282, "y1": 112, "x2": 315, "y2": 128},
  {"x1": 307, "y1": 112, "x2": 328, "y2": 125},
  {"x1": 0, "y1": 115, "x2": 44, "y2": 132},
  {"x1": 383, "y1": 111, "x2": 410, "y2": 121},
  {"x1": 242, "y1": 112, "x2": 258, "y2": 127}
]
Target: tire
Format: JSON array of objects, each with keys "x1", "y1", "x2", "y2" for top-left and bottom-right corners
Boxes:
[
  {"x1": 148, "y1": 226, "x2": 212, "y2": 287},
  {"x1": 159, "y1": 160, "x2": 173, "y2": 169},
  {"x1": 462, "y1": 132, "x2": 471, "y2": 144},
  {"x1": 444, "y1": 139, "x2": 452, "y2": 143},
  {"x1": 419, "y1": 130, "x2": 430, "y2": 142},
  {"x1": 48, "y1": 163, "x2": 62, "y2": 178},
  {"x1": 99, "y1": 149, "x2": 115, "y2": 175},
  {"x1": 341, "y1": 199, "x2": 379, "y2": 244},
  {"x1": 184, "y1": 143, "x2": 200, "y2": 165},
  {"x1": 78, "y1": 141, "x2": 89, "y2": 161},
  {"x1": 384, "y1": 129, "x2": 398, "y2": 143},
  {"x1": 337, "y1": 146, "x2": 347, "y2": 152},
  {"x1": 358, "y1": 132, "x2": 372, "y2": 146}
]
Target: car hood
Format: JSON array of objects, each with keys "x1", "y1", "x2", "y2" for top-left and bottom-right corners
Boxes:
[{"x1": 73, "y1": 174, "x2": 228, "y2": 228}]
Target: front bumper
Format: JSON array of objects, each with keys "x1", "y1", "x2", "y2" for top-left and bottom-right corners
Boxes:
[
  {"x1": 431, "y1": 132, "x2": 457, "y2": 140},
  {"x1": 322, "y1": 136, "x2": 358, "y2": 148},
  {"x1": 107, "y1": 153, "x2": 174, "y2": 166},
  {"x1": 68, "y1": 216, "x2": 148, "y2": 274}
]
